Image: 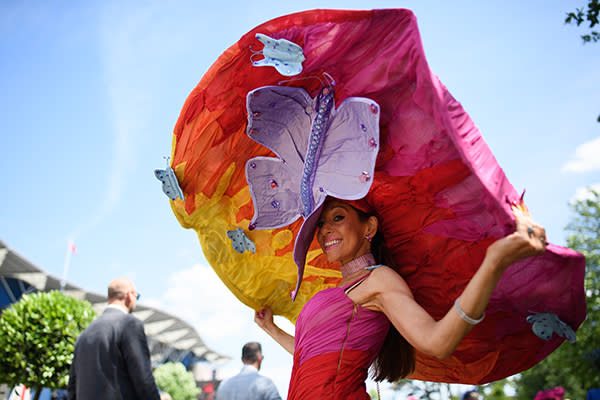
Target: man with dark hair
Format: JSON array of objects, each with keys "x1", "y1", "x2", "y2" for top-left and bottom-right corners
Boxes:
[
  {"x1": 463, "y1": 390, "x2": 480, "y2": 400},
  {"x1": 216, "y1": 342, "x2": 281, "y2": 400},
  {"x1": 67, "y1": 277, "x2": 160, "y2": 400}
]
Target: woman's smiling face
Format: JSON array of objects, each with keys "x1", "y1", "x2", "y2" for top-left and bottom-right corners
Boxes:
[{"x1": 316, "y1": 199, "x2": 373, "y2": 265}]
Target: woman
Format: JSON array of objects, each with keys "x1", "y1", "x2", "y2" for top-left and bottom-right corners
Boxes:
[{"x1": 254, "y1": 197, "x2": 547, "y2": 399}]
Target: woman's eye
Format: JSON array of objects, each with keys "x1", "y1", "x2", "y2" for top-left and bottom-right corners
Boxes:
[
  {"x1": 333, "y1": 215, "x2": 344, "y2": 222},
  {"x1": 316, "y1": 221, "x2": 324, "y2": 228}
]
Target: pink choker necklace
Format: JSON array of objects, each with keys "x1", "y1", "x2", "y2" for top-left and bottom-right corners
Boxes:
[{"x1": 340, "y1": 253, "x2": 376, "y2": 277}]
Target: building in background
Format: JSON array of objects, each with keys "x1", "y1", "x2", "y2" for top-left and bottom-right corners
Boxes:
[{"x1": 0, "y1": 239, "x2": 229, "y2": 399}]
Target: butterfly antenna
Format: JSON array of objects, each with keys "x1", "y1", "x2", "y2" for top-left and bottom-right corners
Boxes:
[
  {"x1": 249, "y1": 52, "x2": 264, "y2": 63},
  {"x1": 277, "y1": 75, "x2": 323, "y2": 86},
  {"x1": 249, "y1": 43, "x2": 264, "y2": 55},
  {"x1": 279, "y1": 72, "x2": 336, "y2": 87},
  {"x1": 163, "y1": 155, "x2": 171, "y2": 167},
  {"x1": 322, "y1": 72, "x2": 336, "y2": 86}
]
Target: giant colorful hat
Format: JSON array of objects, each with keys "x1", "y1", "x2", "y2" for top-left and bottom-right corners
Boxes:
[{"x1": 163, "y1": 9, "x2": 586, "y2": 384}]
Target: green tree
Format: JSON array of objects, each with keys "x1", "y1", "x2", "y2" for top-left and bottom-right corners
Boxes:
[
  {"x1": 565, "y1": 0, "x2": 600, "y2": 43},
  {"x1": 368, "y1": 387, "x2": 379, "y2": 400},
  {"x1": 482, "y1": 379, "x2": 514, "y2": 400},
  {"x1": 154, "y1": 362, "x2": 201, "y2": 400},
  {"x1": 0, "y1": 290, "x2": 96, "y2": 400},
  {"x1": 390, "y1": 380, "x2": 460, "y2": 399},
  {"x1": 565, "y1": 1, "x2": 600, "y2": 122},
  {"x1": 513, "y1": 188, "x2": 600, "y2": 399}
]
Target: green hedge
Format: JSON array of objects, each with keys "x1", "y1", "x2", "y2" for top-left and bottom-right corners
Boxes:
[{"x1": 0, "y1": 290, "x2": 96, "y2": 397}]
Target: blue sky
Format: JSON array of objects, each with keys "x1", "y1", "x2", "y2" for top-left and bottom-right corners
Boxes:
[{"x1": 1, "y1": 1, "x2": 599, "y2": 397}]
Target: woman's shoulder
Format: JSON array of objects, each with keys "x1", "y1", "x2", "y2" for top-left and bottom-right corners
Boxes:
[
  {"x1": 352, "y1": 265, "x2": 413, "y2": 310},
  {"x1": 369, "y1": 264, "x2": 399, "y2": 276},
  {"x1": 367, "y1": 265, "x2": 411, "y2": 291}
]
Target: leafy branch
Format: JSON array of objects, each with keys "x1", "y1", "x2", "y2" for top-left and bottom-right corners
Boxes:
[{"x1": 565, "y1": 0, "x2": 600, "y2": 43}]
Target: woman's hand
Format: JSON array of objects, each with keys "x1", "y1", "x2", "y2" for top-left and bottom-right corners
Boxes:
[
  {"x1": 254, "y1": 306, "x2": 274, "y2": 331},
  {"x1": 486, "y1": 206, "x2": 547, "y2": 272},
  {"x1": 254, "y1": 306, "x2": 295, "y2": 355}
]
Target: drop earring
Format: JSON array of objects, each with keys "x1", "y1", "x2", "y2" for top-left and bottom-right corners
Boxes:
[{"x1": 365, "y1": 233, "x2": 372, "y2": 242}]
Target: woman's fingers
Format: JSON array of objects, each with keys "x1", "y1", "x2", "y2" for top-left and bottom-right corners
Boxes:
[
  {"x1": 527, "y1": 225, "x2": 535, "y2": 237},
  {"x1": 254, "y1": 306, "x2": 274, "y2": 328},
  {"x1": 513, "y1": 206, "x2": 548, "y2": 248},
  {"x1": 525, "y1": 224, "x2": 548, "y2": 248},
  {"x1": 536, "y1": 226, "x2": 548, "y2": 247},
  {"x1": 254, "y1": 308, "x2": 266, "y2": 325},
  {"x1": 525, "y1": 221, "x2": 548, "y2": 250}
]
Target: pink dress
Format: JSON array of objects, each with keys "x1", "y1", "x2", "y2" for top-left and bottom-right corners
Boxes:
[{"x1": 288, "y1": 270, "x2": 389, "y2": 399}]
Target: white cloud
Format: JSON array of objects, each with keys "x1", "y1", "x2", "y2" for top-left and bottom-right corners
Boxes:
[
  {"x1": 562, "y1": 136, "x2": 600, "y2": 173},
  {"x1": 571, "y1": 183, "x2": 600, "y2": 203},
  {"x1": 154, "y1": 263, "x2": 250, "y2": 342},
  {"x1": 145, "y1": 261, "x2": 295, "y2": 396},
  {"x1": 145, "y1": 261, "x2": 295, "y2": 345}
]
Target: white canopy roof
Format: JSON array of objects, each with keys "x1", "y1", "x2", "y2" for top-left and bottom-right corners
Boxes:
[{"x1": 0, "y1": 240, "x2": 230, "y2": 366}]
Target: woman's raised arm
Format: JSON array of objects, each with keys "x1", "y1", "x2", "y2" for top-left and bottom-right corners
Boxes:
[
  {"x1": 254, "y1": 306, "x2": 295, "y2": 355},
  {"x1": 367, "y1": 207, "x2": 547, "y2": 359}
]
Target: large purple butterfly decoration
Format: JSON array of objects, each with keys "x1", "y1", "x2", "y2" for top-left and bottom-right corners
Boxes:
[{"x1": 244, "y1": 85, "x2": 380, "y2": 298}]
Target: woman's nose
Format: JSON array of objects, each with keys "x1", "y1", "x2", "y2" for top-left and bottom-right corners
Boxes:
[{"x1": 320, "y1": 221, "x2": 333, "y2": 233}]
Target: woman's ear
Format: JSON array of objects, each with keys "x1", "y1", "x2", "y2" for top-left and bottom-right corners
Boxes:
[{"x1": 367, "y1": 215, "x2": 378, "y2": 236}]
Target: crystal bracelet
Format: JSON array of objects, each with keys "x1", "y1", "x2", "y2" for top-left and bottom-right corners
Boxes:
[{"x1": 454, "y1": 297, "x2": 485, "y2": 325}]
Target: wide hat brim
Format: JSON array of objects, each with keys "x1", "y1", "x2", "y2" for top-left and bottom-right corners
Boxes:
[{"x1": 168, "y1": 8, "x2": 586, "y2": 384}]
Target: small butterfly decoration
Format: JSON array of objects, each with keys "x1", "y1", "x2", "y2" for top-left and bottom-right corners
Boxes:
[
  {"x1": 250, "y1": 33, "x2": 305, "y2": 76},
  {"x1": 526, "y1": 312, "x2": 576, "y2": 343},
  {"x1": 227, "y1": 228, "x2": 256, "y2": 254},
  {"x1": 154, "y1": 157, "x2": 185, "y2": 201}
]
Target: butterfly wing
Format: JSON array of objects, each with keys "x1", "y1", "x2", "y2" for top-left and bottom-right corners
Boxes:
[
  {"x1": 252, "y1": 58, "x2": 303, "y2": 77},
  {"x1": 242, "y1": 233, "x2": 256, "y2": 254},
  {"x1": 226, "y1": 229, "x2": 243, "y2": 253},
  {"x1": 527, "y1": 314, "x2": 554, "y2": 341},
  {"x1": 246, "y1": 156, "x2": 304, "y2": 229},
  {"x1": 556, "y1": 317, "x2": 577, "y2": 343},
  {"x1": 255, "y1": 33, "x2": 305, "y2": 62},
  {"x1": 227, "y1": 228, "x2": 256, "y2": 254},
  {"x1": 246, "y1": 86, "x2": 313, "y2": 166},
  {"x1": 154, "y1": 168, "x2": 185, "y2": 201},
  {"x1": 254, "y1": 33, "x2": 305, "y2": 76},
  {"x1": 245, "y1": 86, "x2": 315, "y2": 229},
  {"x1": 311, "y1": 97, "x2": 380, "y2": 207},
  {"x1": 526, "y1": 313, "x2": 577, "y2": 343}
]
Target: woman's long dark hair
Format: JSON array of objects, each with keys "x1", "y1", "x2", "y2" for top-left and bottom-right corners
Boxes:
[{"x1": 356, "y1": 208, "x2": 416, "y2": 382}]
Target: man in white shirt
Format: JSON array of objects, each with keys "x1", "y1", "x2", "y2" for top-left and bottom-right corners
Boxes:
[{"x1": 216, "y1": 342, "x2": 281, "y2": 400}]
